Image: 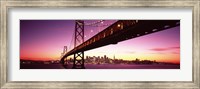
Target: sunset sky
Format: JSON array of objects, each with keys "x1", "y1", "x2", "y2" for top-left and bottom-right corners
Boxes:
[{"x1": 20, "y1": 20, "x2": 180, "y2": 64}]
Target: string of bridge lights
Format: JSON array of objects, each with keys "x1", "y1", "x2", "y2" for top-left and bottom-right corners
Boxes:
[
  {"x1": 76, "y1": 20, "x2": 113, "y2": 27},
  {"x1": 84, "y1": 20, "x2": 104, "y2": 26},
  {"x1": 87, "y1": 23, "x2": 113, "y2": 27}
]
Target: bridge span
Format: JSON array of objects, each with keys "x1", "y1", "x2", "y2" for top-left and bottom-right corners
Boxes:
[{"x1": 61, "y1": 20, "x2": 180, "y2": 68}]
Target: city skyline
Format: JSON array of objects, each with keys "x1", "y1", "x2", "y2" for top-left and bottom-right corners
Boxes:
[
  {"x1": 20, "y1": 20, "x2": 180, "y2": 64},
  {"x1": 21, "y1": 55, "x2": 178, "y2": 67}
]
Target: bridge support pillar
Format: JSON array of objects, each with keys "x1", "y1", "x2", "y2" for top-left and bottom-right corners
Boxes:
[{"x1": 72, "y1": 51, "x2": 85, "y2": 69}]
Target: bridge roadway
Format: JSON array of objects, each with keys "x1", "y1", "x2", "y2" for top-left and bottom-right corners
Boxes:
[{"x1": 61, "y1": 20, "x2": 180, "y2": 61}]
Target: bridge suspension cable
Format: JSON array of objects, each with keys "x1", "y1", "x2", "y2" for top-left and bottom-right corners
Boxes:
[
  {"x1": 84, "y1": 20, "x2": 104, "y2": 26},
  {"x1": 69, "y1": 30, "x2": 75, "y2": 51},
  {"x1": 76, "y1": 20, "x2": 113, "y2": 27}
]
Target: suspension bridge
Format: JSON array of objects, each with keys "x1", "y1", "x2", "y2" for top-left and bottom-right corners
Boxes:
[{"x1": 60, "y1": 20, "x2": 180, "y2": 69}]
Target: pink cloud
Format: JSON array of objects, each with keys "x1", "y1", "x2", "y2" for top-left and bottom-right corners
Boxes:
[
  {"x1": 170, "y1": 51, "x2": 180, "y2": 54},
  {"x1": 149, "y1": 46, "x2": 180, "y2": 51}
]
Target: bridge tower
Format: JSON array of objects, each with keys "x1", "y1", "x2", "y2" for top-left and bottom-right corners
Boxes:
[
  {"x1": 63, "y1": 46, "x2": 67, "y2": 54},
  {"x1": 73, "y1": 20, "x2": 85, "y2": 69},
  {"x1": 61, "y1": 46, "x2": 67, "y2": 57},
  {"x1": 60, "y1": 46, "x2": 68, "y2": 67}
]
